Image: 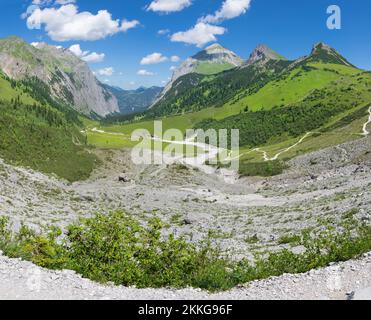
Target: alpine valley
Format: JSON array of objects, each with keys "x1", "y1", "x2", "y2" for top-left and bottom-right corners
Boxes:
[{"x1": 0, "y1": 35, "x2": 370, "y2": 300}]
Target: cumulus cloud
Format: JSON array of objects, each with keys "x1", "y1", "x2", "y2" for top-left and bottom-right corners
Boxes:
[
  {"x1": 30, "y1": 41, "x2": 41, "y2": 47},
  {"x1": 97, "y1": 67, "x2": 114, "y2": 76},
  {"x1": 137, "y1": 69, "x2": 155, "y2": 76},
  {"x1": 147, "y1": 0, "x2": 192, "y2": 13},
  {"x1": 171, "y1": 22, "x2": 226, "y2": 47},
  {"x1": 140, "y1": 53, "x2": 168, "y2": 65},
  {"x1": 200, "y1": 0, "x2": 252, "y2": 24},
  {"x1": 55, "y1": 0, "x2": 76, "y2": 4},
  {"x1": 32, "y1": 0, "x2": 76, "y2": 4},
  {"x1": 170, "y1": 55, "x2": 180, "y2": 62},
  {"x1": 26, "y1": 4, "x2": 139, "y2": 41},
  {"x1": 68, "y1": 44, "x2": 105, "y2": 63},
  {"x1": 82, "y1": 52, "x2": 105, "y2": 63},
  {"x1": 69, "y1": 44, "x2": 88, "y2": 57},
  {"x1": 121, "y1": 19, "x2": 140, "y2": 32},
  {"x1": 158, "y1": 29, "x2": 170, "y2": 35}
]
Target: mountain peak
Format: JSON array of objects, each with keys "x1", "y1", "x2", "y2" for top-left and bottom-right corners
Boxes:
[
  {"x1": 311, "y1": 42, "x2": 333, "y2": 54},
  {"x1": 204, "y1": 43, "x2": 226, "y2": 51},
  {"x1": 308, "y1": 42, "x2": 354, "y2": 67},
  {"x1": 192, "y1": 44, "x2": 242, "y2": 64},
  {"x1": 246, "y1": 44, "x2": 285, "y2": 66}
]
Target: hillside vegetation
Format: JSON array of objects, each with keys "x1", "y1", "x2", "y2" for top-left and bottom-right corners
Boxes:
[
  {"x1": 0, "y1": 74, "x2": 96, "y2": 182},
  {"x1": 0, "y1": 210, "x2": 369, "y2": 291},
  {"x1": 196, "y1": 71, "x2": 371, "y2": 148},
  {"x1": 88, "y1": 44, "x2": 371, "y2": 179}
]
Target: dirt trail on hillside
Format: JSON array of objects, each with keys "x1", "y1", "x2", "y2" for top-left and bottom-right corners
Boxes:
[{"x1": 362, "y1": 107, "x2": 371, "y2": 135}]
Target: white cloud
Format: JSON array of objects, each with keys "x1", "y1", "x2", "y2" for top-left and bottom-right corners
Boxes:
[
  {"x1": 170, "y1": 66, "x2": 177, "y2": 71},
  {"x1": 31, "y1": 0, "x2": 51, "y2": 5},
  {"x1": 69, "y1": 44, "x2": 88, "y2": 57},
  {"x1": 158, "y1": 29, "x2": 170, "y2": 35},
  {"x1": 200, "y1": 0, "x2": 252, "y2": 24},
  {"x1": 140, "y1": 52, "x2": 168, "y2": 65},
  {"x1": 137, "y1": 69, "x2": 155, "y2": 76},
  {"x1": 121, "y1": 19, "x2": 140, "y2": 32},
  {"x1": 170, "y1": 55, "x2": 180, "y2": 62},
  {"x1": 55, "y1": 0, "x2": 76, "y2": 4},
  {"x1": 171, "y1": 22, "x2": 226, "y2": 47},
  {"x1": 147, "y1": 0, "x2": 192, "y2": 13},
  {"x1": 32, "y1": 0, "x2": 75, "y2": 4},
  {"x1": 26, "y1": 4, "x2": 139, "y2": 41},
  {"x1": 82, "y1": 52, "x2": 105, "y2": 63},
  {"x1": 68, "y1": 44, "x2": 105, "y2": 63},
  {"x1": 30, "y1": 41, "x2": 41, "y2": 47},
  {"x1": 97, "y1": 67, "x2": 114, "y2": 76}
]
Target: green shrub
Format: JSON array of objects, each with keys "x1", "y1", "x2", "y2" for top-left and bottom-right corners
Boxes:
[
  {"x1": 278, "y1": 234, "x2": 301, "y2": 245},
  {"x1": 239, "y1": 160, "x2": 286, "y2": 177},
  {"x1": 65, "y1": 212, "x2": 232, "y2": 289},
  {"x1": 0, "y1": 212, "x2": 369, "y2": 292}
]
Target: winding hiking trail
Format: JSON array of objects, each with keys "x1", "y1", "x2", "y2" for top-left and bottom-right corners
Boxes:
[
  {"x1": 362, "y1": 107, "x2": 371, "y2": 136},
  {"x1": 253, "y1": 132, "x2": 313, "y2": 161},
  {"x1": 86, "y1": 127, "x2": 313, "y2": 183},
  {"x1": 87, "y1": 109, "x2": 371, "y2": 181},
  {"x1": 152, "y1": 135, "x2": 238, "y2": 183}
]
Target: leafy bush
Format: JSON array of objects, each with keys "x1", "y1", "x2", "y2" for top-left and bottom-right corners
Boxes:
[
  {"x1": 277, "y1": 234, "x2": 301, "y2": 245},
  {"x1": 239, "y1": 160, "x2": 286, "y2": 177},
  {"x1": 0, "y1": 211, "x2": 370, "y2": 292},
  {"x1": 65, "y1": 212, "x2": 233, "y2": 289}
]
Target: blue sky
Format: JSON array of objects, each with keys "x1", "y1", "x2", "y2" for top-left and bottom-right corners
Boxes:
[{"x1": 1, "y1": 0, "x2": 370, "y2": 89}]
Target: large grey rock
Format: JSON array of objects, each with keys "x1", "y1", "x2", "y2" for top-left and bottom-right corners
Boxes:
[{"x1": 350, "y1": 286, "x2": 371, "y2": 300}]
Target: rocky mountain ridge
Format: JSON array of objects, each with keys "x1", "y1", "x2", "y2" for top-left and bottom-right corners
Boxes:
[
  {"x1": 0, "y1": 36, "x2": 119, "y2": 117},
  {"x1": 156, "y1": 43, "x2": 244, "y2": 103}
]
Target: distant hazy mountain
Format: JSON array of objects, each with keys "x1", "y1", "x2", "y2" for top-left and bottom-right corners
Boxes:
[
  {"x1": 0, "y1": 36, "x2": 119, "y2": 117},
  {"x1": 104, "y1": 85, "x2": 163, "y2": 115}
]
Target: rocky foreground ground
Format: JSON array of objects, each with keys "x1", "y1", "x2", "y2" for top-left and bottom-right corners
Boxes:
[
  {"x1": 0, "y1": 251, "x2": 369, "y2": 300},
  {"x1": 0, "y1": 136, "x2": 370, "y2": 300}
]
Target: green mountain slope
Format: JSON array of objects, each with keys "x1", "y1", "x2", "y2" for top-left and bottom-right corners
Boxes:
[
  {"x1": 195, "y1": 70, "x2": 371, "y2": 148},
  {"x1": 0, "y1": 73, "x2": 96, "y2": 182},
  {"x1": 93, "y1": 42, "x2": 370, "y2": 171},
  {"x1": 148, "y1": 59, "x2": 291, "y2": 118},
  {"x1": 145, "y1": 43, "x2": 358, "y2": 120}
]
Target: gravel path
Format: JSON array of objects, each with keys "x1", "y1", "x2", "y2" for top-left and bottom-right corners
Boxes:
[{"x1": 0, "y1": 251, "x2": 369, "y2": 300}]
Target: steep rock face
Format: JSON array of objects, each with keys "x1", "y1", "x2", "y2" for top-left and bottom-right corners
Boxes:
[
  {"x1": 155, "y1": 43, "x2": 243, "y2": 105},
  {"x1": 0, "y1": 36, "x2": 119, "y2": 117}
]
